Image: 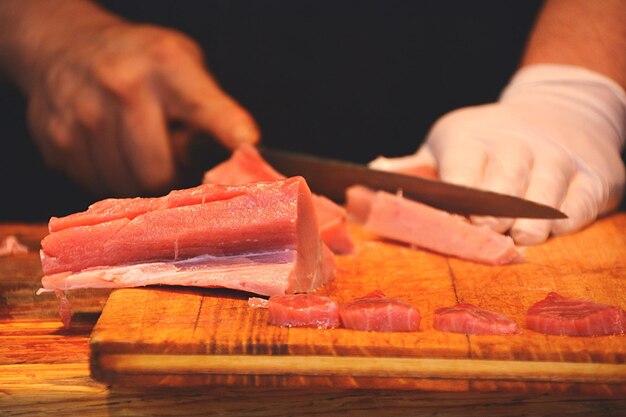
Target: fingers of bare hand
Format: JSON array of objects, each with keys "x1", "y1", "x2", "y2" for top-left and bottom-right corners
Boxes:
[
  {"x1": 154, "y1": 51, "x2": 260, "y2": 148},
  {"x1": 72, "y1": 89, "x2": 140, "y2": 196},
  {"x1": 27, "y1": 93, "x2": 102, "y2": 192},
  {"x1": 118, "y1": 89, "x2": 174, "y2": 193}
]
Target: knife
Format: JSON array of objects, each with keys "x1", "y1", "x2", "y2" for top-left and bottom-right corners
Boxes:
[
  {"x1": 258, "y1": 147, "x2": 566, "y2": 219},
  {"x1": 177, "y1": 132, "x2": 566, "y2": 219}
]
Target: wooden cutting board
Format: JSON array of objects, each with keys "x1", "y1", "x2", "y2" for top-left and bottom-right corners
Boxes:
[{"x1": 89, "y1": 214, "x2": 626, "y2": 394}]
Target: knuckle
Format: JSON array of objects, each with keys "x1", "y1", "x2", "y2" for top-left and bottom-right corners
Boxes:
[
  {"x1": 93, "y1": 58, "x2": 148, "y2": 100},
  {"x1": 142, "y1": 27, "x2": 199, "y2": 65},
  {"x1": 73, "y1": 94, "x2": 105, "y2": 130}
]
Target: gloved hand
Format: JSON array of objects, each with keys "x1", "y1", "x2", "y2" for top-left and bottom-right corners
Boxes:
[{"x1": 373, "y1": 64, "x2": 626, "y2": 245}]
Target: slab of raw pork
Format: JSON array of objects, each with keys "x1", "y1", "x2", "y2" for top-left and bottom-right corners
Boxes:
[
  {"x1": 433, "y1": 303, "x2": 519, "y2": 335},
  {"x1": 347, "y1": 188, "x2": 522, "y2": 266},
  {"x1": 40, "y1": 177, "x2": 334, "y2": 296},
  {"x1": 339, "y1": 290, "x2": 420, "y2": 332},
  {"x1": 268, "y1": 294, "x2": 340, "y2": 329},
  {"x1": 203, "y1": 143, "x2": 354, "y2": 254},
  {"x1": 526, "y1": 292, "x2": 626, "y2": 337}
]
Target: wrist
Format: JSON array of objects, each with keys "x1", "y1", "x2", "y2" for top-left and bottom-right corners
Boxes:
[{"x1": 500, "y1": 64, "x2": 626, "y2": 151}]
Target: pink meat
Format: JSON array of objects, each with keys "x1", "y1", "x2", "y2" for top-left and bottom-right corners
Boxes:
[
  {"x1": 526, "y1": 292, "x2": 626, "y2": 337},
  {"x1": 40, "y1": 177, "x2": 334, "y2": 296},
  {"x1": 203, "y1": 143, "x2": 354, "y2": 254},
  {"x1": 268, "y1": 294, "x2": 340, "y2": 329},
  {"x1": 48, "y1": 186, "x2": 246, "y2": 233},
  {"x1": 360, "y1": 190, "x2": 522, "y2": 265},
  {"x1": 339, "y1": 291, "x2": 421, "y2": 332},
  {"x1": 0, "y1": 235, "x2": 29, "y2": 256},
  {"x1": 433, "y1": 303, "x2": 519, "y2": 335},
  {"x1": 313, "y1": 195, "x2": 354, "y2": 254},
  {"x1": 345, "y1": 185, "x2": 376, "y2": 224},
  {"x1": 248, "y1": 297, "x2": 269, "y2": 309},
  {"x1": 203, "y1": 143, "x2": 284, "y2": 185},
  {"x1": 368, "y1": 154, "x2": 439, "y2": 180}
]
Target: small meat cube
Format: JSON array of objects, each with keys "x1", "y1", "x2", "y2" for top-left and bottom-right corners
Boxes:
[
  {"x1": 434, "y1": 303, "x2": 519, "y2": 335},
  {"x1": 526, "y1": 292, "x2": 626, "y2": 337},
  {"x1": 268, "y1": 294, "x2": 340, "y2": 329},
  {"x1": 339, "y1": 291, "x2": 420, "y2": 332}
]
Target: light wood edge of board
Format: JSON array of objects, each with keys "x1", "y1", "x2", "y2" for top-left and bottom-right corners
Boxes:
[{"x1": 94, "y1": 354, "x2": 626, "y2": 384}]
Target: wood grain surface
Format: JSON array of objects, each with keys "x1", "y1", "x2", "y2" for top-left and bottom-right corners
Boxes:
[
  {"x1": 2, "y1": 220, "x2": 626, "y2": 416},
  {"x1": 90, "y1": 216, "x2": 626, "y2": 393}
]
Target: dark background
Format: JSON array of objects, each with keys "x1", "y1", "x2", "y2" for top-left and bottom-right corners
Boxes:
[{"x1": 0, "y1": 0, "x2": 543, "y2": 221}]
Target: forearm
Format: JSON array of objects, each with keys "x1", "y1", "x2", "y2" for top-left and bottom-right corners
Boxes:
[
  {"x1": 522, "y1": 0, "x2": 626, "y2": 90},
  {"x1": 0, "y1": 0, "x2": 122, "y2": 94}
]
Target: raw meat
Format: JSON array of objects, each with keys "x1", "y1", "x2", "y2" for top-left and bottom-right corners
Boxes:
[
  {"x1": 40, "y1": 177, "x2": 335, "y2": 296},
  {"x1": 203, "y1": 143, "x2": 354, "y2": 254},
  {"x1": 433, "y1": 303, "x2": 519, "y2": 335},
  {"x1": 0, "y1": 235, "x2": 28, "y2": 256},
  {"x1": 353, "y1": 190, "x2": 522, "y2": 265},
  {"x1": 345, "y1": 185, "x2": 376, "y2": 224},
  {"x1": 339, "y1": 291, "x2": 421, "y2": 332},
  {"x1": 368, "y1": 154, "x2": 439, "y2": 180},
  {"x1": 526, "y1": 292, "x2": 626, "y2": 337},
  {"x1": 248, "y1": 297, "x2": 269, "y2": 309},
  {"x1": 203, "y1": 143, "x2": 284, "y2": 185},
  {"x1": 268, "y1": 294, "x2": 340, "y2": 329}
]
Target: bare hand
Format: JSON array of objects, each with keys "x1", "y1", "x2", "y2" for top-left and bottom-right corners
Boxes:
[{"x1": 25, "y1": 21, "x2": 259, "y2": 196}]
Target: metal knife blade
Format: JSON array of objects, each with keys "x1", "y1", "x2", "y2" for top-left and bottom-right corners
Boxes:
[{"x1": 258, "y1": 147, "x2": 567, "y2": 219}]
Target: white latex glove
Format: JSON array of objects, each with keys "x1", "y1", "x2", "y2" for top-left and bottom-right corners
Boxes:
[{"x1": 374, "y1": 64, "x2": 626, "y2": 245}]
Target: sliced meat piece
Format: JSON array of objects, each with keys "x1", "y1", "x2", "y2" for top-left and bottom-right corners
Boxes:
[
  {"x1": 248, "y1": 297, "x2": 269, "y2": 309},
  {"x1": 368, "y1": 154, "x2": 439, "y2": 180},
  {"x1": 204, "y1": 143, "x2": 354, "y2": 254},
  {"x1": 268, "y1": 294, "x2": 340, "y2": 329},
  {"x1": 0, "y1": 235, "x2": 29, "y2": 256},
  {"x1": 203, "y1": 143, "x2": 284, "y2": 185},
  {"x1": 48, "y1": 186, "x2": 246, "y2": 233},
  {"x1": 433, "y1": 303, "x2": 519, "y2": 335},
  {"x1": 345, "y1": 185, "x2": 376, "y2": 224},
  {"x1": 526, "y1": 292, "x2": 626, "y2": 337},
  {"x1": 313, "y1": 195, "x2": 354, "y2": 254},
  {"x1": 360, "y1": 190, "x2": 522, "y2": 265},
  {"x1": 339, "y1": 291, "x2": 420, "y2": 332},
  {"x1": 41, "y1": 177, "x2": 334, "y2": 296}
]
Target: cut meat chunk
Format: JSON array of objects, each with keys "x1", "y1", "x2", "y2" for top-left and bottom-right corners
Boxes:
[
  {"x1": 40, "y1": 177, "x2": 334, "y2": 296},
  {"x1": 345, "y1": 185, "x2": 376, "y2": 224},
  {"x1": 204, "y1": 143, "x2": 354, "y2": 254},
  {"x1": 433, "y1": 303, "x2": 519, "y2": 335},
  {"x1": 368, "y1": 154, "x2": 439, "y2": 180},
  {"x1": 268, "y1": 294, "x2": 340, "y2": 329},
  {"x1": 203, "y1": 143, "x2": 284, "y2": 185},
  {"x1": 313, "y1": 195, "x2": 354, "y2": 254},
  {"x1": 248, "y1": 297, "x2": 269, "y2": 309},
  {"x1": 339, "y1": 291, "x2": 420, "y2": 332},
  {"x1": 526, "y1": 292, "x2": 626, "y2": 337},
  {"x1": 354, "y1": 190, "x2": 522, "y2": 265},
  {"x1": 0, "y1": 235, "x2": 29, "y2": 256}
]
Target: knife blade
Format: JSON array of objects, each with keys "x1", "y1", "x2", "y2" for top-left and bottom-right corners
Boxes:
[{"x1": 258, "y1": 147, "x2": 566, "y2": 219}]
